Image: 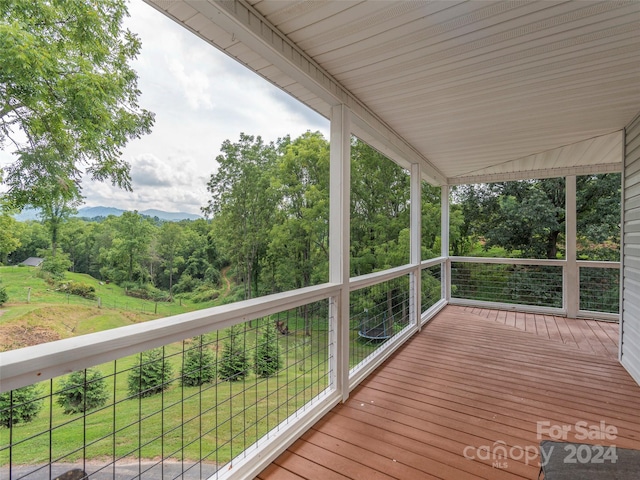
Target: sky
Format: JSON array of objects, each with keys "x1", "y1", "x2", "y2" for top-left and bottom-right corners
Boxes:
[{"x1": 1, "y1": 1, "x2": 329, "y2": 216}]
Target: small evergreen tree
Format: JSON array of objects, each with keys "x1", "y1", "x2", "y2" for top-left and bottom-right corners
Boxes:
[
  {"x1": 254, "y1": 323, "x2": 282, "y2": 378},
  {"x1": 181, "y1": 337, "x2": 216, "y2": 387},
  {"x1": 56, "y1": 368, "x2": 108, "y2": 414},
  {"x1": 0, "y1": 286, "x2": 7, "y2": 306},
  {"x1": 127, "y1": 348, "x2": 174, "y2": 398},
  {"x1": 218, "y1": 325, "x2": 250, "y2": 382},
  {"x1": 0, "y1": 385, "x2": 43, "y2": 427}
]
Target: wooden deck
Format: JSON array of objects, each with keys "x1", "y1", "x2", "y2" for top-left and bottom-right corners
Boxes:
[{"x1": 257, "y1": 306, "x2": 640, "y2": 479}]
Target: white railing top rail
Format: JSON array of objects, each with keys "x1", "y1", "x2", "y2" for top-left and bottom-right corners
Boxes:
[
  {"x1": 451, "y1": 256, "x2": 566, "y2": 266},
  {"x1": 0, "y1": 282, "x2": 340, "y2": 393},
  {"x1": 421, "y1": 256, "x2": 446, "y2": 269},
  {"x1": 452, "y1": 256, "x2": 620, "y2": 269},
  {"x1": 576, "y1": 260, "x2": 621, "y2": 269},
  {"x1": 348, "y1": 257, "x2": 446, "y2": 292}
]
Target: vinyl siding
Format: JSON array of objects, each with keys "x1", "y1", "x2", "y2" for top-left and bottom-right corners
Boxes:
[{"x1": 622, "y1": 111, "x2": 640, "y2": 385}]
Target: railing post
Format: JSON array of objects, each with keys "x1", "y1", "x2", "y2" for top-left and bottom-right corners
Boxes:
[
  {"x1": 566, "y1": 175, "x2": 578, "y2": 318},
  {"x1": 329, "y1": 104, "x2": 351, "y2": 402},
  {"x1": 441, "y1": 185, "x2": 451, "y2": 302},
  {"x1": 411, "y1": 163, "x2": 422, "y2": 327}
]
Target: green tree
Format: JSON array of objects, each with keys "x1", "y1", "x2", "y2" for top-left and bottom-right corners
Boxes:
[
  {"x1": 157, "y1": 222, "x2": 184, "y2": 298},
  {"x1": 181, "y1": 337, "x2": 216, "y2": 387},
  {"x1": 56, "y1": 368, "x2": 108, "y2": 414},
  {"x1": 454, "y1": 175, "x2": 620, "y2": 260},
  {"x1": 455, "y1": 180, "x2": 566, "y2": 259},
  {"x1": 127, "y1": 348, "x2": 174, "y2": 398},
  {"x1": 0, "y1": 213, "x2": 22, "y2": 264},
  {"x1": 218, "y1": 325, "x2": 250, "y2": 382},
  {"x1": 0, "y1": 0, "x2": 154, "y2": 209},
  {"x1": 0, "y1": 277, "x2": 7, "y2": 306},
  {"x1": 40, "y1": 250, "x2": 72, "y2": 279},
  {"x1": 204, "y1": 134, "x2": 278, "y2": 299},
  {"x1": 266, "y1": 131, "x2": 330, "y2": 293},
  {"x1": 59, "y1": 218, "x2": 96, "y2": 273},
  {"x1": 11, "y1": 221, "x2": 49, "y2": 263},
  {"x1": 0, "y1": 385, "x2": 42, "y2": 427},
  {"x1": 37, "y1": 187, "x2": 82, "y2": 257},
  {"x1": 253, "y1": 323, "x2": 282, "y2": 378},
  {"x1": 350, "y1": 140, "x2": 410, "y2": 274},
  {"x1": 100, "y1": 211, "x2": 155, "y2": 284}
]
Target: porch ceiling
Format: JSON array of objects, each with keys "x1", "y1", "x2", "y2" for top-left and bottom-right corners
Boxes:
[{"x1": 147, "y1": 0, "x2": 640, "y2": 185}]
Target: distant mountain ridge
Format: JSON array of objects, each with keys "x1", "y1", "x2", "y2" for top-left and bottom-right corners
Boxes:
[{"x1": 13, "y1": 206, "x2": 202, "y2": 222}]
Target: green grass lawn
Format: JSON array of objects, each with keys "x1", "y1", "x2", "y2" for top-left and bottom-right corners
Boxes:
[
  {"x1": 0, "y1": 267, "x2": 388, "y2": 467},
  {"x1": 0, "y1": 324, "x2": 331, "y2": 466},
  {"x1": 0, "y1": 266, "x2": 224, "y2": 350}
]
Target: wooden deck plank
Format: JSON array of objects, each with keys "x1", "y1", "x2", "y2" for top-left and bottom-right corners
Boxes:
[
  {"x1": 272, "y1": 450, "x2": 351, "y2": 480},
  {"x1": 584, "y1": 320, "x2": 619, "y2": 358},
  {"x1": 534, "y1": 313, "x2": 549, "y2": 339},
  {"x1": 543, "y1": 314, "x2": 564, "y2": 344},
  {"x1": 257, "y1": 307, "x2": 640, "y2": 479},
  {"x1": 300, "y1": 429, "x2": 440, "y2": 480}
]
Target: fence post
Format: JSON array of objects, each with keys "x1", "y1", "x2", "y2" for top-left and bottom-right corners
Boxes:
[
  {"x1": 441, "y1": 185, "x2": 451, "y2": 302},
  {"x1": 329, "y1": 103, "x2": 351, "y2": 402},
  {"x1": 566, "y1": 175, "x2": 579, "y2": 318},
  {"x1": 410, "y1": 163, "x2": 422, "y2": 328}
]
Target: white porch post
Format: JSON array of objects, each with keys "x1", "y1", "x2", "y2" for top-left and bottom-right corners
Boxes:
[
  {"x1": 329, "y1": 104, "x2": 351, "y2": 402},
  {"x1": 566, "y1": 175, "x2": 579, "y2": 318},
  {"x1": 441, "y1": 185, "x2": 451, "y2": 301},
  {"x1": 410, "y1": 164, "x2": 422, "y2": 327}
]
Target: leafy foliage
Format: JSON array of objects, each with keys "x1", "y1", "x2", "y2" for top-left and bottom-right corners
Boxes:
[
  {"x1": 218, "y1": 325, "x2": 250, "y2": 381},
  {"x1": 127, "y1": 348, "x2": 174, "y2": 398},
  {"x1": 253, "y1": 323, "x2": 282, "y2": 378},
  {"x1": 0, "y1": 385, "x2": 43, "y2": 427},
  {"x1": 204, "y1": 133, "x2": 279, "y2": 299},
  {"x1": 453, "y1": 175, "x2": 620, "y2": 260},
  {"x1": 0, "y1": 214, "x2": 23, "y2": 264},
  {"x1": 181, "y1": 337, "x2": 217, "y2": 387},
  {"x1": 61, "y1": 280, "x2": 96, "y2": 299},
  {"x1": 0, "y1": 286, "x2": 7, "y2": 306},
  {"x1": 0, "y1": 0, "x2": 154, "y2": 210},
  {"x1": 40, "y1": 251, "x2": 72, "y2": 279},
  {"x1": 56, "y1": 369, "x2": 108, "y2": 414}
]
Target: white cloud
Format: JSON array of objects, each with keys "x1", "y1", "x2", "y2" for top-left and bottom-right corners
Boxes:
[{"x1": 3, "y1": 1, "x2": 330, "y2": 215}]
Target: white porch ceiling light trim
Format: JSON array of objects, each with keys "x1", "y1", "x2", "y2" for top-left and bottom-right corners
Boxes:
[
  {"x1": 449, "y1": 131, "x2": 624, "y2": 185},
  {"x1": 147, "y1": 0, "x2": 446, "y2": 185}
]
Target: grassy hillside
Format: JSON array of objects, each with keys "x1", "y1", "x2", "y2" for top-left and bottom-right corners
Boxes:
[{"x1": 0, "y1": 266, "x2": 221, "y2": 351}]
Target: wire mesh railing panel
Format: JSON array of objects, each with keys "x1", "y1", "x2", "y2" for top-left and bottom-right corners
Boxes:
[
  {"x1": 451, "y1": 262, "x2": 563, "y2": 308},
  {"x1": 580, "y1": 266, "x2": 620, "y2": 314},
  {"x1": 0, "y1": 300, "x2": 332, "y2": 479},
  {"x1": 349, "y1": 275, "x2": 411, "y2": 371},
  {"x1": 421, "y1": 265, "x2": 442, "y2": 312}
]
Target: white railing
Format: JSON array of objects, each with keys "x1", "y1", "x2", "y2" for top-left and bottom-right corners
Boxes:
[
  {"x1": 0, "y1": 260, "x2": 448, "y2": 480},
  {"x1": 0, "y1": 254, "x2": 616, "y2": 479},
  {"x1": 449, "y1": 256, "x2": 620, "y2": 321}
]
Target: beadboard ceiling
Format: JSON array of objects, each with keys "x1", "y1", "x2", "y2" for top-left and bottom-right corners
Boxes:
[{"x1": 147, "y1": 0, "x2": 640, "y2": 185}]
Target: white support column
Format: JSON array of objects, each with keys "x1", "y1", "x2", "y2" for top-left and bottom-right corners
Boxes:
[
  {"x1": 441, "y1": 185, "x2": 451, "y2": 301},
  {"x1": 410, "y1": 164, "x2": 422, "y2": 328},
  {"x1": 329, "y1": 104, "x2": 351, "y2": 402},
  {"x1": 566, "y1": 175, "x2": 579, "y2": 318}
]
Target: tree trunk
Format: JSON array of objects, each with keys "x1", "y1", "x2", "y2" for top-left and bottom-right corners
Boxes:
[{"x1": 546, "y1": 230, "x2": 560, "y2": 259}]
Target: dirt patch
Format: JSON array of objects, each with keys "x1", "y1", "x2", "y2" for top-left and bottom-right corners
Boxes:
[{"x1": 0, "y1": 323, "x2": 61, "y2": 351}]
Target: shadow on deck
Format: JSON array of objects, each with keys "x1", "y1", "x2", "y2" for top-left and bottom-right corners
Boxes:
[{"x1": 258, "y1": 306, "x2": 640, "y2": 479}]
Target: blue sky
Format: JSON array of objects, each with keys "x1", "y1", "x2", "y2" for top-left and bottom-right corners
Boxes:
[{"x1": 1, "y1": 1, "x2": 329, "y2": 216}]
